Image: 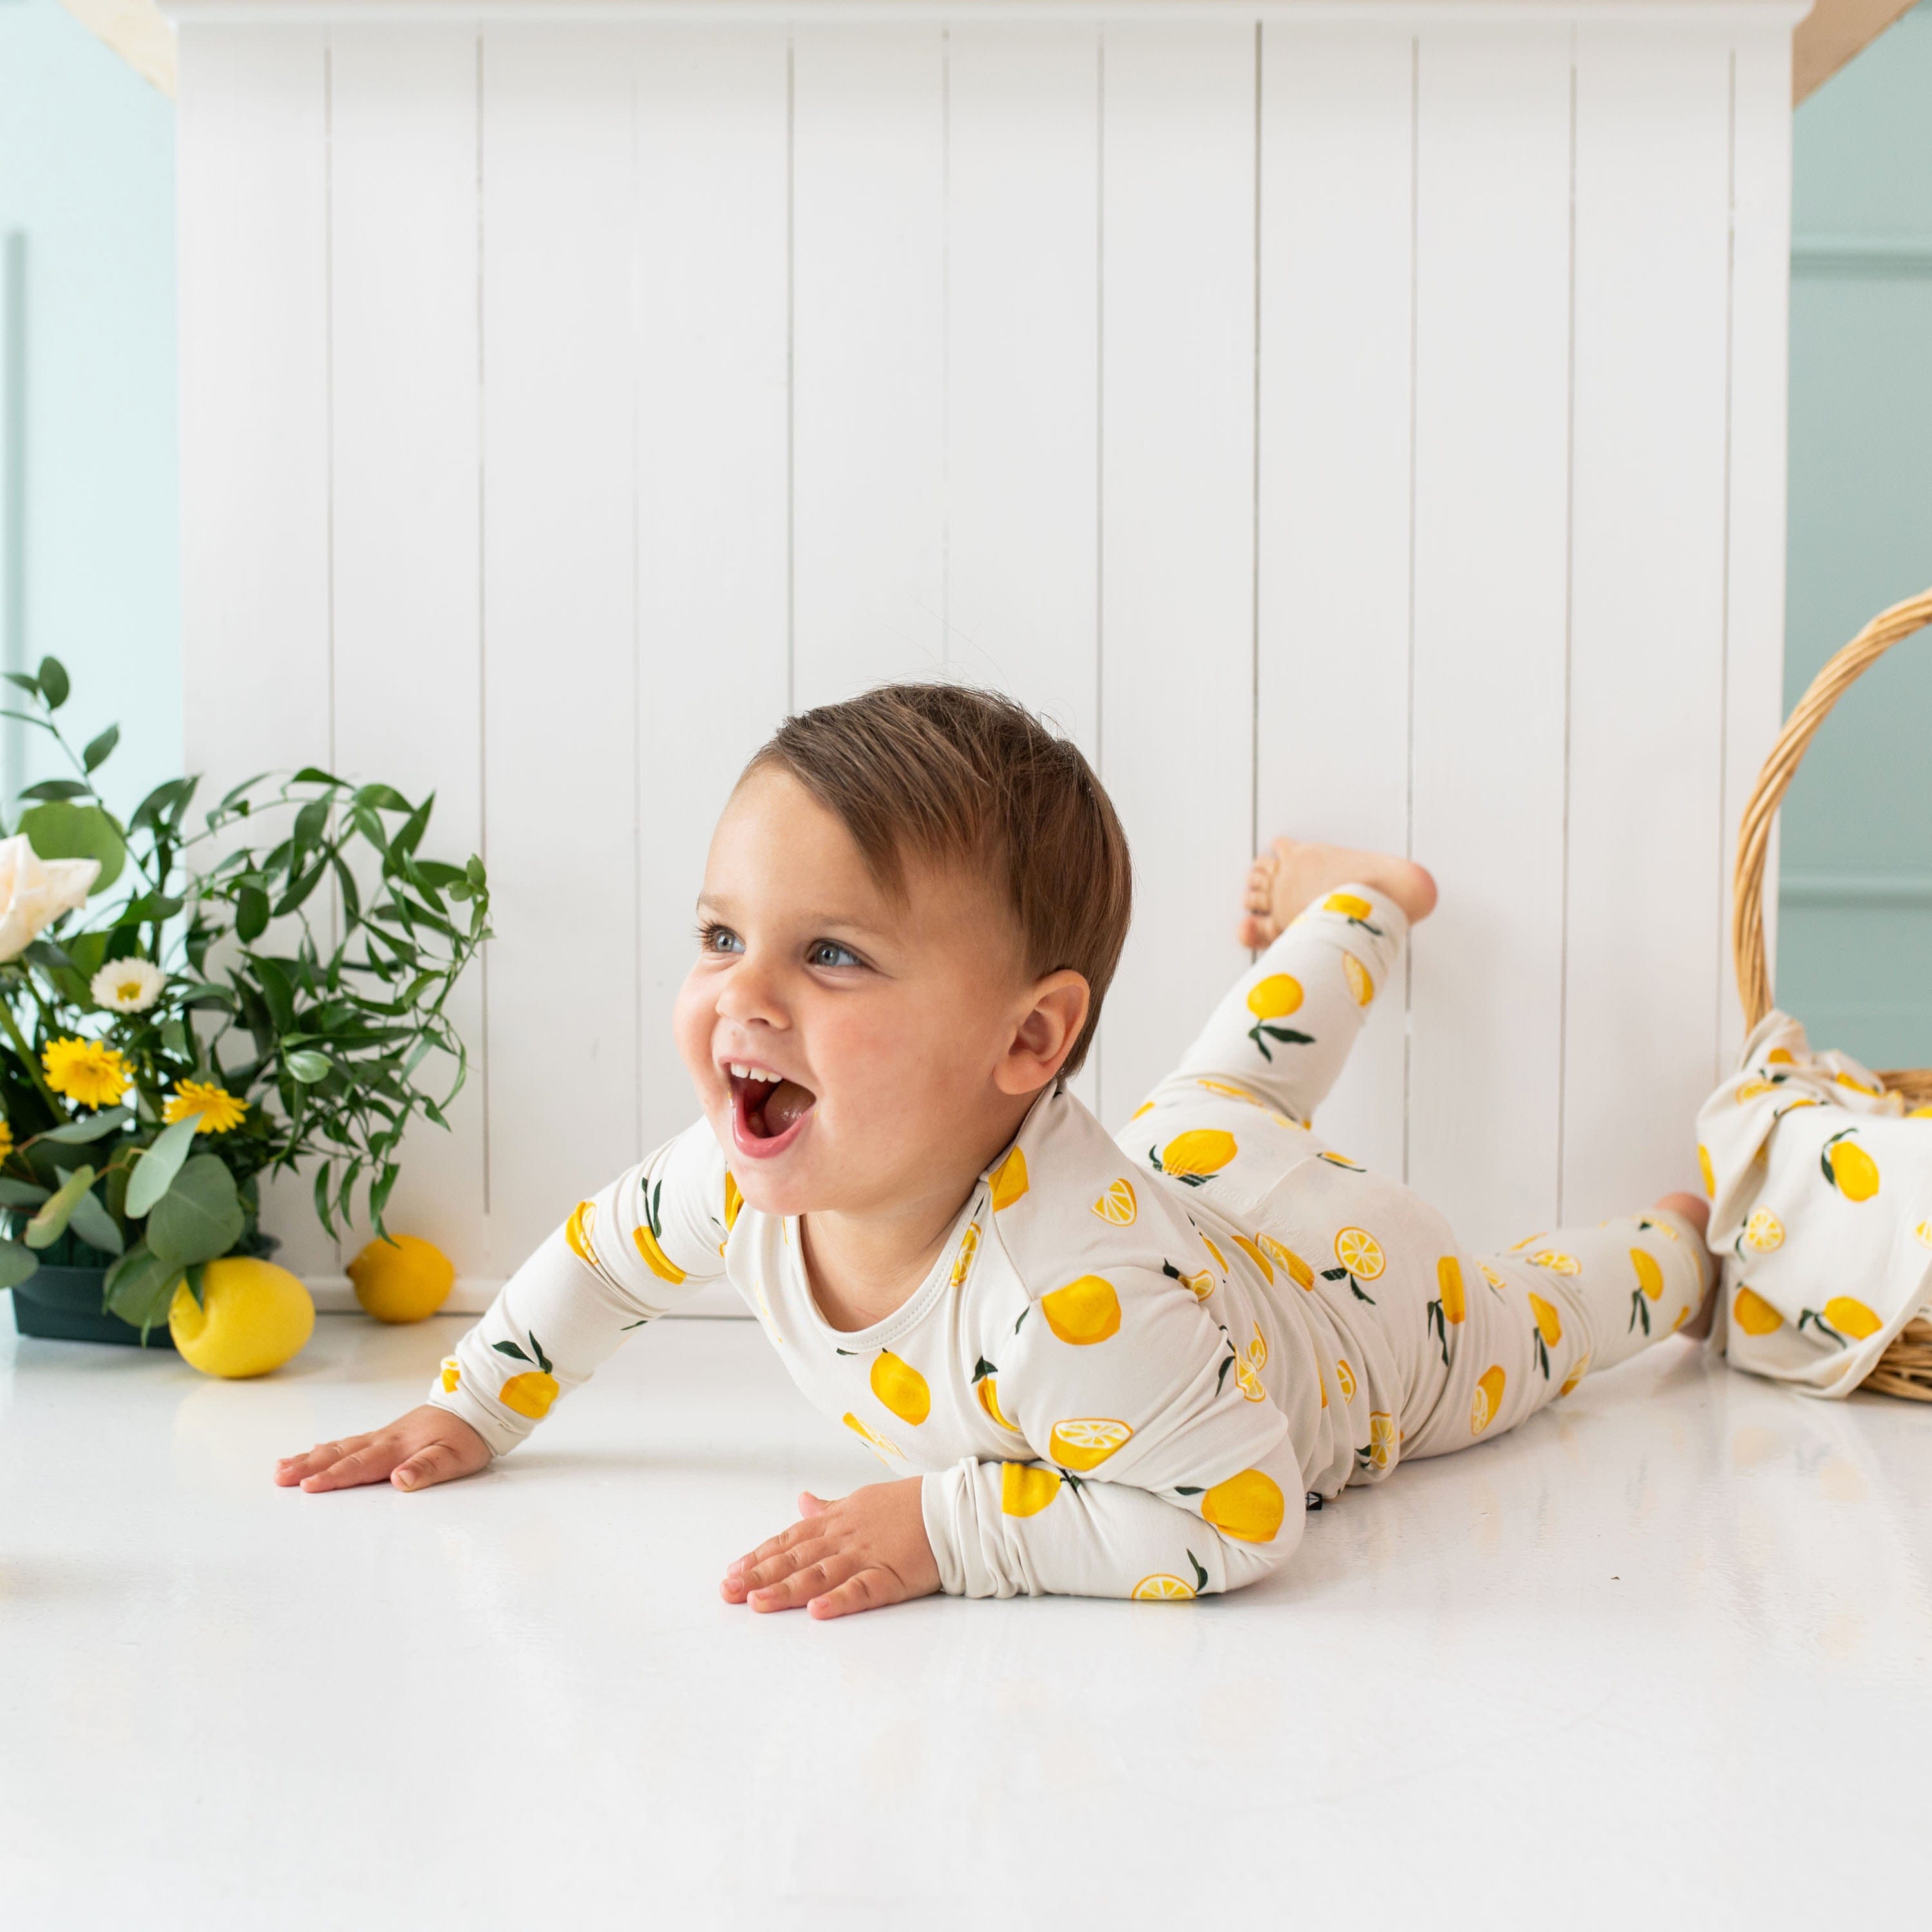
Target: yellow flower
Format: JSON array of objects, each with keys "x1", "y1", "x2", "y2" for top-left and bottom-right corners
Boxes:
[
  {"x1": 43, "y1": 1036, "x2": 132, "y2": 1110},
  {"x1": 0, "y1": 1117, "x2": 12, "y2": 1163},
  {"x1": 164, "y1": 1079, "x2": 247, "y2": 1135}
]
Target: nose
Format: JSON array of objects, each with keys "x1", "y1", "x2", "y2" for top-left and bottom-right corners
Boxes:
[{"x1": 714, "y1": 949, "x2": 790, "y2": 1034}]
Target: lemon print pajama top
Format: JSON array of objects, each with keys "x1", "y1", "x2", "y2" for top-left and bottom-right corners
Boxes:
[{"x1": 428, "y1": 884, "x2": 1709, "y2": 1600}]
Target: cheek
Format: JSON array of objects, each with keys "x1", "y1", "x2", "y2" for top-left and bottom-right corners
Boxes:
[{"x1": 672, "y1": 971, "x2": 720, "y2": 1098}]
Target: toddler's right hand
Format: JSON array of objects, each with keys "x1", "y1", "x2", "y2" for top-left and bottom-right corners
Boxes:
[{"x1": 274, "y1": 1404, "x2": 490, "y2": 1494}]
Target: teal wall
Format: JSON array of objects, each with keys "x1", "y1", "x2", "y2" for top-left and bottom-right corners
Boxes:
[
  {"x1": 0, "y1": 0, "x2": 180, "y2": 818},
  {"x1": 1779, "y1": 1, "x2": 1932, "y2": 1072}
]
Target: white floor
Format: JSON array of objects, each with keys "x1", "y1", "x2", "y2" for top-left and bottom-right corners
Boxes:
[{"x1": 3, "y1": 1303, "x2": 1927, "y2": 1931}]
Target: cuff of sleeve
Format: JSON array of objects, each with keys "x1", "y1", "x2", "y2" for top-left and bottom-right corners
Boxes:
[
  {"x1": 922, "y1": 1459, "x2": 1031, "y2": 1599},
  {"x1": 424, "y1": 1385, "x2": 520, "y2": 1459}
]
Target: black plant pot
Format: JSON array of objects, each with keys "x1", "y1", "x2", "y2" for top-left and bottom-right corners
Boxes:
[{"x1": 6, "y1": 1265, "x2": 177, "y2": 1349}]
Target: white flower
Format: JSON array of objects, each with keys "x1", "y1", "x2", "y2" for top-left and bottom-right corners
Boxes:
[
  {"x1": 0, "y1": 833, "x2": 99, "y2": 963},
  {"x1": 90, "y1": 957, "x2": 166, "y2": 1014}
]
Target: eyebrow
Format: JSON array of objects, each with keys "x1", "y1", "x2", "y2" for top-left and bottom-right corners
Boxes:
[{"x1": 696, "y1": 893, "x2": 893, "y2": 942}]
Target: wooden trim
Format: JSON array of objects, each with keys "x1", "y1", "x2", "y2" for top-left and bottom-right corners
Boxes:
[{"x1": 1793, "y1": 0, "x2": 1920, "y2": 102}]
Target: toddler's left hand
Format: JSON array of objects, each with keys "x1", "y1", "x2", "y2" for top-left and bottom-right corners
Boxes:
[{"x1": 721, "y1": 1477, "x2": 940, "y2": 1620}]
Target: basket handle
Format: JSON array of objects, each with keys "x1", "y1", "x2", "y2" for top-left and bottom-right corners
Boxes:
[{"x1": 1732, "y1": 587, "x2": 1932, "y2": 1034}]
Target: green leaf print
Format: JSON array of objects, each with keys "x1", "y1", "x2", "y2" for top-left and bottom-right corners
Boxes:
[
  {"x1": 1426, "y1": 1297, "x2": 1450, "y2": 1368},
  {"x1": 1188, "y1": 1550, "x2": 1209, "y2": 1593},
  {"x1": 492, "y1": 1339, "x2": 531, "y2": 1363},
  {"x1": 1245, "y1": 1020, "x2": 1315, "y2": 1063},
  {"x1": 1323, "y1": 1264, "x2": 1376, "y2": 1305},
  {"x1": 972, "y1": 1356, "x2": 998, "y2": 1383},
  {"x1": 1629, "y1": 1289, "x2": 1651, "y2": 1336}
]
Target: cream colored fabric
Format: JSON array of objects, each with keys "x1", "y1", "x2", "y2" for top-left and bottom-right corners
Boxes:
[
  {"x1": 429, "y1": 885, "x2": 1706, "y2": 1599},
  {"x1": 1698, "y1": 1011, "x2": 1932, "y2": 1396}
]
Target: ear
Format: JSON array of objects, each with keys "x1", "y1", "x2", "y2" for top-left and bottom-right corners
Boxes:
[{"x1": 993, "y1": 969, "x2": 1092, "y2": 1097}]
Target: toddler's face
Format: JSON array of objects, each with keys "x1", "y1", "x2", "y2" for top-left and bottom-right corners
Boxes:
[{"x1": 675, "y1": 767, "x2": 1061, "y2": 1222}]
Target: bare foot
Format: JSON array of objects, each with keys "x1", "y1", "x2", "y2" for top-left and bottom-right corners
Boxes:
[
  {"x1": 1238, "y1": 838, "x2": 1439, "y2": 949},
  {"x1": 1650, "y1": 1190, "x2": 1719, "y2": 1339}
]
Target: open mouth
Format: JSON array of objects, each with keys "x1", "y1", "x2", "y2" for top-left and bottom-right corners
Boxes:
[{"x1": 726, "y1": 1061, "x2": 817, "y2": 1157}]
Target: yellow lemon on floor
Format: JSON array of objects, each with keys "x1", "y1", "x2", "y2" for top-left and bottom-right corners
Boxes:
[
  {"x1": 1000, "y1": 1462, "x2": 1061, "y2": 1517},
  {"x1": 1048, "y1": 1417, "x2": 1133, "y2": 1470},
  {"x1": 990, "y1": 1146, "x2": 1030, "y2": 1210},
  {"x1": 1041, "y1": 1274, "x2": 1122, "y2": 1345},
  {"x1": 1436, "y1": 1255, "x2": 1466, "y2": 1324},
  {"x1": 1132, "y1": 1573, "x2": 1197, "y2": 1600},
  {"x1": 1470, "y1": 1363, "x2": 1506, "y2": 1435},
  {"x1": 1245, "y1": 974, "x2": 1304, "y2": 1022},
  {"x1": 1734, "y1": 1286, "x2": 1783, "y2": 1335},
  {"x1": 1822, "y1": 1295, "x2": 1882, "y2": 1341},
  {"x1": 346, "y1": 1234, "x2": 455, "y2": 1323},
  {"x1": 1343, "y1": 954, "x2": 1375, "y2": 1008},
  {"x1": 870, "y1": 1349, "x2": 931, "y2": 1426},
  {"x1": 168, "y1": 1258, "x2": 315, "y2": 1379},
  {"x1": 1201, "y1": 1468, "x2": 1285, "y2": 1544}
]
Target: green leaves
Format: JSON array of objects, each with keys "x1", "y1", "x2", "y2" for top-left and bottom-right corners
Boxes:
[
  {"x1": 125, "y1": 1113, "x2": 200, "y2": 1217},
  {"x1": 0, "y1": 1240, "x2": 40, "y2": 1289},
  {"x1": 21, "y1": 799, "x2": 126, "y2": 894},
  {"x1": 25, "y1": 1164, "x2": 97, "y2": 1249},
  {"x1": 37, "y1": 656, "x2": 70, "y2": 710},
  {"x1": 283, "y1": 1049, "x2": 332, "y2": 1084},
  {"x1": 104, "y1": 1243, "x2": 184, "y2": 1332},
  {"x1": 145, "y1": 1155, "x2": 244, "y2": 1271},
  {"x1": 66, "y1": 1181, "x2": 125, "y2": 1256},
  {"x1": 82, "y1": 724, "x2": 120, "y2": 773},
  {"x1": 34, "y1": 1105, "x2": 131, "y2": 1146}
]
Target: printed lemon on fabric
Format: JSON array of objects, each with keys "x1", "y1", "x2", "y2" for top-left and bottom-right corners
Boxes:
[{"x1": 1150, "y1": 1128, "x2": 1236, "y2": 1186}]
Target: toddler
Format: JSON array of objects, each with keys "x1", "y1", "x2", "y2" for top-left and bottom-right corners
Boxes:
[{"x1": 277, "y1": 685, "x2": 1714, "y2": 1614}]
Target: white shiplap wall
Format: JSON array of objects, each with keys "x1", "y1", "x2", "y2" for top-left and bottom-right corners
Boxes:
[{"x1": 174, "y1": 5, "x2": 1797, "y2": 1311}]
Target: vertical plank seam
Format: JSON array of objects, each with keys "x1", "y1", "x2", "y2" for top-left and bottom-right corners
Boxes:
[
  {"x1": 1249, "y1": 19, "x2": 1262, "y2": 874},
  {"x1": 1401, "y1": 32, "x2": 1419, "y2": 1186},
  {"x1": 630, "y1": 35, "x2": 646, "y2": 1162},
  {"x1": 1717, "y1": 45, "x2": 1738, "y2": 1086},
  {"x1": 1555, "y1": 38, "x2": 1578, "y2": 1222},
  {"x1": 1093, "y1": 26, "x2": 1107, "y2": 1119},
  {"x1": 475, "y1": 30, "x2": 492, "y2": 1216},
  {"x1": 321, "y1": 33, "x2": 345, "y2": 1267},
  {"x1": 786, "y1": 33, "x2": 796, "y2": 715},
  {"x1": 941, "y1": 24, "x2": 952, "y2": 668}
]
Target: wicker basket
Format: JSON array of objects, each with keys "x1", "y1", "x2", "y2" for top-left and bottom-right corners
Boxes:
[{"x1": 1732, "y1": 585, "x2": 1932, "y2": 1400}]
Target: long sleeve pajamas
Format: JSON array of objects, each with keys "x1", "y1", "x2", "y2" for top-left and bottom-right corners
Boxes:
[{"x1": 428, "y1": 885, "x2": 1709, "y2": 1598}]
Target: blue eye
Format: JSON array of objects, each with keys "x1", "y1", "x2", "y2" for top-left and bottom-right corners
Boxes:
[
  {"x1": 699, "y1": 922, "x2": 744, "y2": 956},
  {"x1": 808, "y1": 940, "x2": 860, "y2": 969}
]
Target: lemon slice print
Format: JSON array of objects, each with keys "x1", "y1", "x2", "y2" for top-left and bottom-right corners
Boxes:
[
  {"x1": 843, "y1": 1412, "x2": 902, "y2": 1464},
  {"x1": 1233, "y1": 1358, "x2": 1266, "y2": 1402},
  {"x1": 1335, "y1": 1356, "x2": 1357, "y2": 1403},
  {"x1": 439, "y1": 1355, "x2": 460, "y2": 1393},
  {"x1": 1530, "y1": 1250, "x2": 1581, "y2": 1276},
  {"x1": 1739, "y1": 1208, "x2": 1784, "y2": 1255},
  {"x1": 1479, "y1": 1262, "x2": 1506, "y2": 1291},
  {"x1": 1558, "y1": 1349, "x2": 1591, "y2": 1397},
  {"x1": 1470, "y1": 1363, "x2": 1505, "y2": 1435},
  {"x1": 1247, "y1": 1321, "x2": 1268, "y2": 1369},
  {"x1": 492, "y1": 1330, "x2": 559, "y2": 1419},
  {"x1": 1343, "y1": 953, "x2": 1375, "y2": 1008},
  {"x1": 1231, "y1": 1231, "x2": 1274, "y2": 1283},
  {"x1": 1258, "y1": 1233, "x2": 1314, "y2": 1288},
  {"x1": 1132, "y1": 1551, "x2": 1210, "y2": 1600},
  {"x1": 949, "y1": 1220, "x2": 981, "y2": 1289},
  {"x1": 1323, "y1": 1225, "x2": 1385, "y2": 1303},
  {"x1": 1200, "y1": 1233, "x2": 1229, "y2": 1273},
  {"x1": 1162, "y1": 1259, "x2": 1215, "y2": 1301},
  {"x1": 1359, "y1": 1410, "x2": 1397, "y2": 1472},
  {"x1": 990, "y1": 1146, "x2": 1030, "y2": 1211},
  {"x1": 1048, "y1": 1417, "x2": 1133, "y2": 1470},
  {"x1": 1091, "y1": 1178, "x2": 1137, "y2": 1226}
]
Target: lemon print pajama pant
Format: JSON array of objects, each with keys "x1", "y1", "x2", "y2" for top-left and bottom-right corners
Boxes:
[{"x1": 1130, "y1": 885, "x2": 1710, "y2": 1485}]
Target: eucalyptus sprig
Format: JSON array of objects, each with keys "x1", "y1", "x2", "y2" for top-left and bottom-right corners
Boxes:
[{"x1": 0, "y1": 656, "x2": 490, "y2": 1337}]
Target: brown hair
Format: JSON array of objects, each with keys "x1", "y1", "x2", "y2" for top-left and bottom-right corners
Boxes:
[{"x1": 744, "y1": 683, "x2": 1132, "y2": 1075}]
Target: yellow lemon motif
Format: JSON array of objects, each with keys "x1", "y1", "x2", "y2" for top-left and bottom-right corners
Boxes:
[
  {"x1": 498, "y1": 1370, "x2": 560, "y2": 1419},
  {"x1": 1157, "y1": 1129, "x2": 1238, "y2": 1182},
  {"x1": 949, "y1": 1221, "x2": 981, "y2": 1289},
  {"x1": 1132, "y1": 1573, "x2": 1197, "y2": 1601},
  {"x1": 1559, "y1": 1350, "x2": 1591, "y2": 1396},
  {"x1": 1480, "y1": 1262, "x2": 1507, "y2": 1291},
  {"x1": 870, "y1": 1350, "x2": 930, "y2": 1426},
  {"x1": 1833, "y1": 1070, "x2": 1880, "y2": 1096},
  {"x1": 1530, "y1": 1250, "x2": 1581, "y2": 1276},
  {"x1": 1130, "y1": 1101, "x2": 1154, "y2": 1121},
  {"x1": 976, "y1": 1372, "x2": 1019, "y2": 1433},
  {"x1": 843, "y1": 1412, "x2": 902, "y2": 1463},
  {"x1": 1041, "y1": 1274, "x2": 1122, "y2": 1346},
  {"x1": 1823, "y1": 1133, "x2": 1880, "y2": 1202},
  {"x1": 1323, "y1": 892, "x2": 1373, "y2": 921},
  {"x1": 1915, "y1": 1218, "x2": 1932, "y2": 1248},
  {"x1": 1000, "y1": 1462, "x2": 1062, "y2": 1517},
  {"x1": 346, "y1": 1234, "x2": 455, "y2": 1324},
  {"x1": 1197, "y1": 1078, "x2": 1265, "y2": 1106},
  {"x1": 1231, "y1": 1231, "x2": 1274, "y2": 1283},
  {"x1": 1631, "y1": 1248, "x2": 1664, "y2": 1300},
  {"x1": 1436, "y1": 1256, "x2": 1466, "y2": 1325},
  {"x1": 1334, "y1": 1226, "x2": 1385, "y2": 1281},
  {"x1": 1201, "y1": 1468, "x2": 1286, "y2": 1544},
  {"x1": 1245, "y1": 974, "x2": 1304, "y2": 1021},
  {"x1": 1470, "y1": 1364, "x2": 1506, "y2": 1435},
  {"x1": 1698, "y1": 1144, "x2": 1716, "y2": 1197},
  {"x1": 723, "y1": 1170, "x2": 744, "y2": 1232},
  {"x1": 1092, "y1": 1177, "x2": 1138, "y2": 1226},
  {"x1": 1200, "y1": 1233, "x2": 1229, "y2": 1273},
  {"x1": 1343, "y1": 953, "x2": 1375, "y2": 1008},
  {"x1": 990, "y1": 1146, "x2": 1030, "y2": 1211},
  {"x1": 1736, "y1": 1080, "x2": 1777, "y2": 1102},
  {"x1": 1247, "y1": 1321, "x2": 1268, "y2": 1370},
  {"x1": 1367, "y1": 1411, "x2": 1397, "y2": 1470},
  {"x1": 1910, "y1": 1107, "x2": 1932, "y2": 1121},
  {"x1": 439, "y1": 1356, "x2": 460, "y2": 1393},
  {"x1": 1317, "y1": 1151, "x2": 1363, "y2": 1171},
  {"x1": 1743, "y1": 1209, "x2": 1785, "y2": 1252},
  {"x1": 1335, "y1": 1357, "x2": 1357, "y2": 1403},
  {"x1": 1528, "y1": 1291, "x2": 1562, "y2": 1347},
  {"x1": 167, "y1": 1258, "x2": 315, "y2": 1379},
  {"x1": 1821, "y1": 1295, "x2": 1882, "y2": 1341},
  {"x1": 1258, "y1": 1234, "x2": 1314, "y2": 1288},
  {"x1": 1734, "y1": 1287, "x2": 1783, "y2": 1336},
  {"x1": 634, "y1": 1224, "x2": 686, "y2": 1285},
  {"x1": 1048, "y1": 1417, "x2": 1133, "y2": 1470},
  {"x1": 1175, "y1": 1265, "x2": 1215, "y2": 1301},
  {"x1": 1233, "y1": 1358, "x2": 1266, "y2": 1402},
  {"x1": 566, "y1": 1199, "x2": 599, "y2": 1267}
]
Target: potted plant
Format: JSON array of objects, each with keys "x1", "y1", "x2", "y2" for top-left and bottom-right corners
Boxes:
[{"x1": 0, "y1": 656, "x2": 489, "y2": 1347}]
